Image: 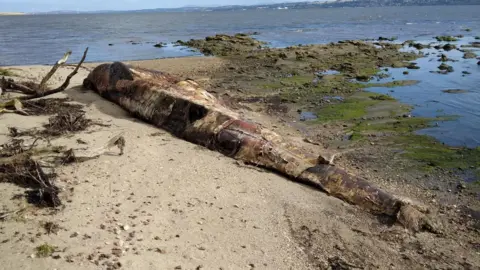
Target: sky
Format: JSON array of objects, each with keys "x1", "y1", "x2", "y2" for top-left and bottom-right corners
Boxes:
[{"x1": 0, "y1": 0, "x2": 310, "y2": 12}]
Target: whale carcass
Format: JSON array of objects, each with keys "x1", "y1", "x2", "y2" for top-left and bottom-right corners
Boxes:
[{"x1": 82, "y1": 62, "x2": 436, "y2": 232}]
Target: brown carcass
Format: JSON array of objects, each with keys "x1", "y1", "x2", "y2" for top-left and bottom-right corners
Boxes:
[{"x1": 82, "y1": 62, "x2": 437, "y2": 232}]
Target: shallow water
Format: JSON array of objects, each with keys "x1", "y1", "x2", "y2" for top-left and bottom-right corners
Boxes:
[
  {"x1": 0, "y1": 5, "x2": 479, "y2": 147},
  {"x1": 364, "y1": 38, "x2": 480, "y2": 148}
]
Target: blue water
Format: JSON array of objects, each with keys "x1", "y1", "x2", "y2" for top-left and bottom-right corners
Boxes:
[
  {"x1": 365, "y1": 37, "x2": 480, "y2": 148},
  {"x1": 1, "y1": 6, "x2": 479, "y2": 65},
  {"x1": 0, "y1": 5, "x2": 479, "y2": 147}
]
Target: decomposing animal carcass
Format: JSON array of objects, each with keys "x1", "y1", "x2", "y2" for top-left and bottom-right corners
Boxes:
[{"x1": 82, "y1": 62, "x2": 437, "y2": 232}]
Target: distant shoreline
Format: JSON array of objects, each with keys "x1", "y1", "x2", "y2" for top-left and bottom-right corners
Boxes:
[
  {"x1": 12, "y1": 3, "x2": 480, "y2": 16},
  {"x1": 0, "y1": 12, "x2": 25, "y2": 16}
]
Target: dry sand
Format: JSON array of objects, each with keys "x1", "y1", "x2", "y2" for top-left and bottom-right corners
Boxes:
[{"x1": 0, "y1": 58, "x2": 479, "y2": 270}]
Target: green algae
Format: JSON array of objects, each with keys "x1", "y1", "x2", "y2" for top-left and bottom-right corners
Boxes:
[
  {"x1": 180, "y1": 33, "x2": 479, "y2": 179},
  {"x1": 435, "y1": 36, "x2": 459, "y2": 42},
  {"x1": 394, "y1": 135, "x2": 480, "y2": 172},
  {"x1": 314, "y1": 91, "x2": 397, "y2": 122},
  {"x1": 315, "y1": 99, "x2": 377, "y2": 122},
  {"x1": 174, "y1": 33, "x2": 267, "y2": 56},
  {"x1": 368, "y1": 94, "x2": 396, "y2": 101},
  {"x1": 278, "y1": 75, "x2": 369, "y2": 103},
  {"x1": 348, "y1": 114, "x2": 480, "y2": 176},
  {"x1": 353, "y1": 116, "x2": 457, "y2": 133},
  {"x1": 365, "y1": 80, "x2": 419, "y2": 88}
]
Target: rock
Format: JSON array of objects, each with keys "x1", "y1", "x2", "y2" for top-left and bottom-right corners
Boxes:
[
  {"x1": 477, "y1": 61, "x2": 480, "y2": 65},
  {"x1": 461, "y1": 42, "x2": 480, "y2": 48},
  {"x1": 442, "y1": 43, "x2": 456, "y2": 51},
  {"x1": 438, "y1": 54, "x2": 451, "y2": 62},
  {"x1": 457, "y1": 182, "x2": 467, "y2": 191},
  {"x1": 115, "y1": 240, "x2": 124, "y2": 247},
  {"x1": 462, "y1": 71, "x2": 471, "y2": 75},
  {"x1": 122, "y1": 225, "x2": 130, "y2": 231},
  {"x1": 155, "y1": 248, "x2": 167, "y2": 254},
  {"x1": 100, "y1": 224, "x2": 106, "y2": 230},
  {"x1": 154, "y1": 43, "x2": 166, "y2": 48},
  {"x1": 438, "y1": 63, "x2": 454, "y2": 72},
  {"x1": 108, "y1": 43, "x2": 113, "y2": 46},
  {"x1": 463, "y1": 51, "x2": 476, "y2": 59},
  {"x1": 435, "y1": 36, "x2": 458, "y2": 42},
  {"x1": 378, "y1": 36, "x2": 397, "y2": 41},
  {"x1": 356, "y1": 75, "x2": 371, "y2": 82},
  {"x1": 174, "y1": 266, "x2": 182, "y2": 270},
  {"x1": 111, "y1": 248, "x2": 123, "y2": 257},
  {"x1": 403, "y1": 71, "x2": 409, "y2": 75},
  {"x1": 70, "y1": 232, "x2": 79, "y2": 238},
  {"x1": 406, "y1": 63, "x2": 420, "y2": 69},
  {"x1": 412, "y1": 43, "x2": 428, "y2": 50},
  {"x1": 278, "y1": 52, "x2": 288, "y2": 59},
  {"x1": 442, "y1": 89, "x2": 469, "y2": 94}
]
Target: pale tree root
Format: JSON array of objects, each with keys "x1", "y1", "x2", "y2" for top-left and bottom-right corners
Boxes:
[{"x1": 82, "y1": 61, "x2": 441, "y2": 233}]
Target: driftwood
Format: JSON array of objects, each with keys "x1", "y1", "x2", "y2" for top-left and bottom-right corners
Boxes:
[
  {"x1": 39, "y1": 50, "x2": 72, "y2": 91},
  {"x1": 0, "y1": 134, "x2": 125, "y2": 207},
  {"x1": 0, "y1": 48, "x2": 89, "y2": 114},
  {"x1": 82, "y1": 62, "x2": 438, "y2": 232}
]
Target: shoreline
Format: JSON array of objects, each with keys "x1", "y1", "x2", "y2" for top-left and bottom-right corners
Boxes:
[
  {"x1": 0, "y1": 12, "x2": 25, "y2": 16},
  {"x1": 9, "y1": 4, "x2": 480, "y2": 16},
  {"x1": 2, "y1": 35, "x2": 479, "y2": 152}
]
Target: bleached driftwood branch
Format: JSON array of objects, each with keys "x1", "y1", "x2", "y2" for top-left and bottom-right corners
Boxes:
[
  {"x1": 0, "y1": 48, "x2": 89, "y2": 114},
  {"x1": 38, "y1": 50, "x2": 72, "y2": 91},
  {"x1": 21, "y1": 47, "x2": 89, "y2": 100}
]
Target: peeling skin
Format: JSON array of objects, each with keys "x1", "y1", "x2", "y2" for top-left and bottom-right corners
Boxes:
[{"x1": 82, "y1": 61, "x2": 437, "y2": 232}]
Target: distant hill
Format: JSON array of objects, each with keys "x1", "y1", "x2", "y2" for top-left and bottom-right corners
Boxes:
[{"x1": 30, "y1": 0, "x2": 480, "y2": 15}]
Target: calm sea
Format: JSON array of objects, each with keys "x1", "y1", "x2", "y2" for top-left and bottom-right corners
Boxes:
[{"x1": 0, "y1": 6, "x2": 479, "y2": 147}]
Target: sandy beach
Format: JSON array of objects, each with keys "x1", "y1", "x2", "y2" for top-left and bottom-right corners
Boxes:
[
  {"x1": 0, "y1": 53, "x2": 479, "y2": 270},
  {"x1": 0, "y1": 12, "x2": 25, "y2": 16}
]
